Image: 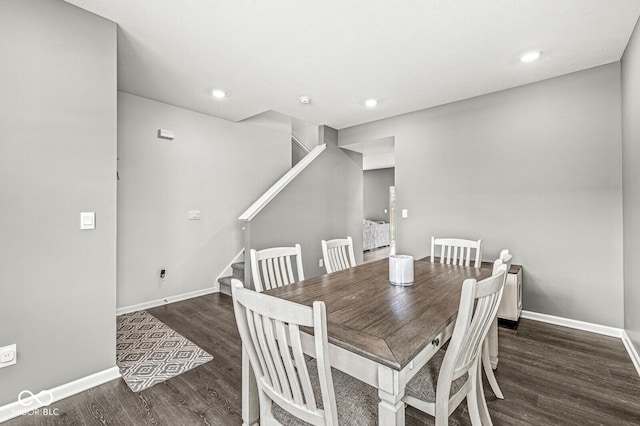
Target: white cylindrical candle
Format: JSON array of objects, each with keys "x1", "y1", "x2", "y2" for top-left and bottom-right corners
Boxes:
[{"x1": 389, "y1": 255, "x2": 414, "y2": 286}]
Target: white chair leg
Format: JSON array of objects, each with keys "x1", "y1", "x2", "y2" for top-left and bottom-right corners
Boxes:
[
  {"x1": 482, "y1": 341, "x2": 504, "y2": 399},
  {"x1": 242, "y1": 347, "x2": 260, "y2": 426},
  {"x1": 259, "y1": 391, "x2": 270, "y2": 425},
  {"x1": 467, "y1": 361, "x2": 483, "y2": 426},
  {"x1": 476, "y1": 357, "x2": 493, "y2": 426}
]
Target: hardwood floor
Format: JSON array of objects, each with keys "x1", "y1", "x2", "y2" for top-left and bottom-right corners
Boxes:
[
  {"x1": 7, "y1": 293, "x2": 640, "y2": 425},
  {"x1": 363, "y1": 246, "x2": 391, "y2": 263}
]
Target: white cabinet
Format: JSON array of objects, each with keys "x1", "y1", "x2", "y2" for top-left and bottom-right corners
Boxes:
[
  {"x1": 498, "y1": 265, "x2": 522, "y2": 321},
  {"x1": 362, "y1": 221, "x2": 390, "y2": 250}
]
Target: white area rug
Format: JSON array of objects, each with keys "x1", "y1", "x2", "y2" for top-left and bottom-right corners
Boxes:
[{"x1": 116, "y1": 310, "x2": 213, "y2": 392}]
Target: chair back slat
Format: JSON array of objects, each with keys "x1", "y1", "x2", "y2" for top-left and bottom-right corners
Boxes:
[
  {"x1": 284, "y1": 256, "x2": 295, "y2": 285},
  {"x1": 247, "y1": 309, "x2": 282, "y2": 393},
  {"x1": 274, "y1": 257, "x2": 284, "y2": 287},
  {"x1": 288, "y1": 323, "x2": 317, "y2": 407},
  {"x1": 335, "y1": 247, "x2": 346, "y2": 270},
  {"x1": 263, "y1": 316, "x2": 293, "y2": 400},
  {"x1": 340, "y1": 246, "x2": 351, "y2": 270},
  {"x1": 232, "y1": 281, "x2": 337, "y2": 424},
  {"x1": 265, "y1": 258, "x2": 277, "y2": 289},
  {"x1": 321, "y1": 236, "x2": 356, "y2": 273},
  {"x1": 328, "y1": 250, "x2": 337, "y2": 270},
  {"x1": 250, "y1": 245, "x2": 304, "y2": 292},
  {"x1": 431, "y1": 236, "x2": 482, "y2": 267},
  {"x1": 274, "y1": 320, "x2": 302, "y2": 404},
  {"x1": 245, "y1": 309, "x2": 271, "y2": 388}
]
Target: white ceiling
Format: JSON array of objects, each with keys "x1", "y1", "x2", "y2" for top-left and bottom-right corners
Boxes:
[
  {"x1": 65, "y1": 0, "x2": 640, "y2": 130},
  {"x1": 341, "y1": 137, "x2": 395, "y2": 170}
]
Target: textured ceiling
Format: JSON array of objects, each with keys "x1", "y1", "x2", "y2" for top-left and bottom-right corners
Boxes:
[{"x1": 65, "y1": 0, "x2": 640, "y2": 130}]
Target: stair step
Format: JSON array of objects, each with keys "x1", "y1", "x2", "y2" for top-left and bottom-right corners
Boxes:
[
  {"x1": 219, "y1": 262, "x2": 245, "y2": 296},
  {"x1": 218, "y1": 276, "x2": 240, "y2": 296},
  {"x1": 231, "y1": 262, "x2": 245, "y2": 280}
]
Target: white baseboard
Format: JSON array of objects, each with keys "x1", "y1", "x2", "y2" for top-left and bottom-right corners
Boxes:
[
  {"x1": 116, "y1": 286, "x2": 218, "y2": 316},
  {"x1": 0, "y1": 366, "x2": 120, "y2": 423},
  {"x1": 520, "y1": 310, "x2": 623, "y2": 338},
  {"x1": 621, "y1": 330, "x2": 640, "y2": 378},
  {"x1": 117, "y1": 249, "x2": 245, "y2": 316}
]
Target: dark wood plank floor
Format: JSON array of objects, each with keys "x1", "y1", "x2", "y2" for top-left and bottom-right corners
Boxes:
[
  {"x1": 7, "y1": 293, "x2": 640, "y2": 425},
  {"x1": 363, "y1": 246, "x2": 391, "y2": 264}
]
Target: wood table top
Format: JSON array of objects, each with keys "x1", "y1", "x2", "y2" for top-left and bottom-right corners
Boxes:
[{"x1": 264, "y1": 256, "x2": 494, "y2": 371}]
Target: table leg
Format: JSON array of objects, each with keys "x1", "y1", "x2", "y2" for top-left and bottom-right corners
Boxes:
[
  {"x1": 242, "y1": 346, "x2": 259, "y2": 426},
  {"x1": 488, "y1": 318, "x2": 499, "y2": 369},
  {"x1": 377, "y1": 366, "x2": 405, "y2": 426}
]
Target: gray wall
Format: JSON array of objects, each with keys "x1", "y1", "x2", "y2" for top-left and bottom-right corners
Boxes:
[
  {"x1": 292, "y1": 118, "x2": 319, "y2": 151},
  {"x1": 247, "y1": 126, "x2": 363, "y2": 283},
  {"x1": 364, "y1": 168, "x2": 395, "y2": 222},
  {"x1": 340, "y1": 64, "x2": 624, "y2": 327},
  {"x1": 117, "y1": 93, "x2": 291, "y2": 308},
  {"x1": 0, "y1": 0, "x2": 117, "y2": 405},
  {"x1": 622, "y1": 19, "x2": 640, "y2": 351},
  {"x1": 292, "y1": 139, "x2": 308, "y2": 167}
]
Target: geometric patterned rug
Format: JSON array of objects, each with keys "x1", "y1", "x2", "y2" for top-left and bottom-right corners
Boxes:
[{"x1": 116, "y1": 310, "x2": 213, "y2": 392}]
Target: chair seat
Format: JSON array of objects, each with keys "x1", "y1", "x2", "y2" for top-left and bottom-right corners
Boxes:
[
  {"x1": 405, "y1": 348, "x2": 467, "y2": 403},
  {"x1": 273, "y1": 359, "x2": 378, "y2": 425}
]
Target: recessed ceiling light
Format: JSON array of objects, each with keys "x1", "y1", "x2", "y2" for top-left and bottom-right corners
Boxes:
[
  {"x1": 299, "y1": 96, "x2": 311, "y2": 104},
  {"x1": 365, "y1": 99, "x2": 378, "y2": 108},
  {"x1": 520, "y1": 50, "x2": 542, "y2": 63},
  {"x1": 212, "y1": 89, "x2": 227, "y2": 99}
]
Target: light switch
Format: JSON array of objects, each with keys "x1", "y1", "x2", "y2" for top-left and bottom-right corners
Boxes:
[
  {"x1": 188, "y1": 210, "x2": 201, "y2": 220},
  {"x1": 157, "y1": 129, "x2": 175, "y2": 140},
  {"x1": 80, "y1": 212, "x2": 95, "y2": 230},
  {"x1": 401, "y1": 209, "x2": 408, "y2": 218}
]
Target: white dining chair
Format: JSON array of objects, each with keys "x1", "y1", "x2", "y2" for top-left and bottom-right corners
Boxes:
[
  {"x1": 231, "y1": 281, "x2": 377, "y2": 425},
  {"x1": 402, "y1": 263, "x2": 507, "y2": 426},
  {"x1": 431, "y1": 237, "x2": 482, "y2": 267},
  {"x1": 482, "y1": 250, "x2": 513, "y2": 400},
  {"x1": 321, "y1": 236, "x2": 356, "y2": 273},
  {"x1": 250, "y1": 244, "x2": 304, "y2": 292}
]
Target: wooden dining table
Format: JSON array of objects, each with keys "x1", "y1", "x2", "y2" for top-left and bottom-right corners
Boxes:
[{"x1": 241, "y1": 256, "x2": 495, "y2": 426}]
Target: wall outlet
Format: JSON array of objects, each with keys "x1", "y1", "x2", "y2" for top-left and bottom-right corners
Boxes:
[
  {"x1": 0, "y1": 344, "x2": 16, "y2": 369},
  {"x1": 159, "y1": 269, "x2": 167, "y2": 282},
  {"x1": 319, "y1": 259, "x2": 324, "y2": 268}
]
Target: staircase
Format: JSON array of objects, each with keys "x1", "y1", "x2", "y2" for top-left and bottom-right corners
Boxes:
[{"x1": 218, "y1": 262, "x2": 244, "y2": 296}]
